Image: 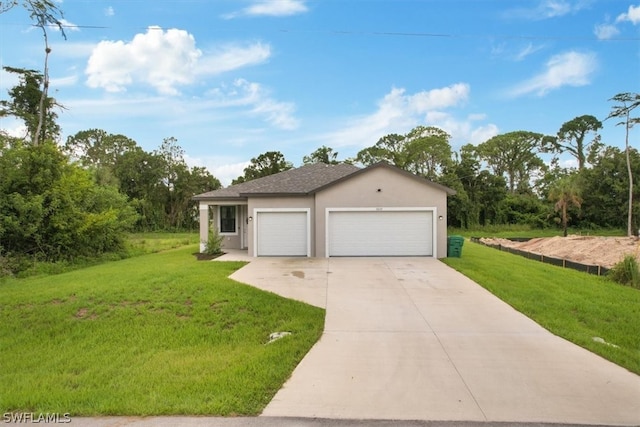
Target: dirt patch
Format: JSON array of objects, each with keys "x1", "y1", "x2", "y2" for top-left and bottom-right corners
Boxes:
[
  {"x1": 479, "y1": 236, "x2": 640, "y2": 268},
  {"x1": 75, "y1": 308, "x2": 97, "y2": 320}
]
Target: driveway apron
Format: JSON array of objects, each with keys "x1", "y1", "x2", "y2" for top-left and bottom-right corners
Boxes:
[{"x1": 231, "y1": 257, "x2": 640, "y2": 425}]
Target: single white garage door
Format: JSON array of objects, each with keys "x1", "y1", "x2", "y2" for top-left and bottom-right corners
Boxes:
[
  {"x1": 328, "y1": 210, "x2": 433, "y2": 256},
  {"x1": 256, "y1": 211, "x2": 308, "y2": 256}
]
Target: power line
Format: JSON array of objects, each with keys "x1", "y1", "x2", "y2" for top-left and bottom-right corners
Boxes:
[{"x1": 2, "y1": 21, "x2": 639, "y2": 41}]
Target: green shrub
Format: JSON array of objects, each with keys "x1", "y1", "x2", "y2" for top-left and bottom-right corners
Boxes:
[
  {"x1": 204, "y1": 228, "x2": 224, "y2": 255},
  {"x1": 608, "y1": 255, "x2": 640, "y2": 289},
  {"x1": 0, "y1": 254, "x2": 12, "y2": 278}
]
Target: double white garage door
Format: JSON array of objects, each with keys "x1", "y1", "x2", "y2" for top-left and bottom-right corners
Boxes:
[{"x1": 256, "y1": 209, "x2": 434, "y2": 257}]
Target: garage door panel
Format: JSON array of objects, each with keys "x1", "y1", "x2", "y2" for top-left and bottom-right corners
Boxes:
[
  {"x1": 329, "y1": 210, "x2": 432, "y2": 256},
  {"x1": 257, "y1": 211, "x2": 308, "y2": 256}
]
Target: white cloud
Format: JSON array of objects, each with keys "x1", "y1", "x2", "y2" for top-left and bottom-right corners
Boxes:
[
  {"x1": 224, "y1": 0, "x2": 308, "y2": 18},
  {"x1": 594, "y1": 5, "x2": 639, "y2": 41},
  {"x1": 0, "y1": 68, "x2": 19, "y2": 91},
  {"x1": 319, "y1": 83, "x2": 495, "y2": 148},
  {"x1": 617, "y1": 4, "x2": 640, "y2": 24},
  {"x1": 197, "y1": 43, "x2": 271, "y2": 75},
  {"x1": 50, "y1": 74, "x2": 78, "y2": 87},
  {"x1": 210, "y1": 79, "x2": 299, "y2": 130},
  {"x1": 425, "y1": 111, "x2": 499, "y2": 145},
  {"x1": 539, "y1": 0, "x2": 573, "y2": 18},
  {"x1": 64, "y1": 76, "x2": 297, "y2": 133},
  {"x1": 470, "y1": 124, "x2": 500, "y2": 145},
  {"x1": 407, "y1": 83, "x2": 470, "y2": 111},
  {"x1": 594, "y1": 23, "x2": 620, "y2": 40},
  {"x1": 104, "y1": 6, "x2": 114, "y2": 17},
  {"x1": 43, "y1": 18, "x2": 79, "y2": 34},
  {"x1": 505, "y1": 0, "x2": 591, "y2": 20},
  {"x1": 0, "y1": 118, "x2": 28, "y2": 139},
  {"x1": 508, "y1": 51, "x2": 597, "y2": 97},
  {"x1": 85, "y1": 27, "x2": 270, "y2": 95},
  {"x1": 514, "y1": 43, "x2": 545, "y2": 61},
  {"x1": 185, "y1": 155, "x2": 250, "y2": 186},
  {"x1": 59, "y1": 18, "x2": 79, "y2": 31}
]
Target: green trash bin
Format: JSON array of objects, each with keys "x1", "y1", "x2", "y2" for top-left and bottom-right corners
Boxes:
[{"x1": 447, "y1": 235, "x2": 464, "y2": 257}]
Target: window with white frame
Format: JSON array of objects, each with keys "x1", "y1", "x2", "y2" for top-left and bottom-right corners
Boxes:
[{"x1": 219, "y1": 206, "x2": 236, "y2": 233}]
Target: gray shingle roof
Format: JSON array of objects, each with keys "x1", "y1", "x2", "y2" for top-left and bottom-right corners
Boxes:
[
  {"x1": 193, "y1": 161, "x2": 456, "y2": 200},
  {"x1": 192, "y1": 163, "x2": 361, "y2": 200}
]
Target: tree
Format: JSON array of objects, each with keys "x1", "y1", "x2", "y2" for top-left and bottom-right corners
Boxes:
[
  {"x1": 65, "y1": 129, "x2": 138, "y2": 167},
  {"x1": 555, "y1": 115, "x2": 603, "y2": 170},
  {"x1": 113, "y1": 147, "x2": 166, "y2": 230},
  {"x1": 477, "y1": 131, "x2": 549, "y2": 193},
  {"x1": 355, "y1": 134, "x2": 406, "y2": 167},
  {"x1": 355, "y1": 126, "x2": 452, "y2": 180},
  {"x1": 154, "y1": 137, "x2": 220, "y2": 229},
  {"x1": 0, "y1": 1, "x2": 65, "y2": 31},
  {"x1": 0, "y1": 140, "x2": 136, "y2": 268},
  {"x1": 607, "y1": 93, "x2": 640, "y2": 237},
  {"x1": 548, "y1": 175, "x2": 582, "y2": 237},
  {"x1": 1, "y1": 1, "x2": 67, "y2": 145},
  {"x1": 64, "y1": 129, "x2": 139, "y2": 186},
  {"x1": 0, "y1": 66, "x2": 61, "y2": 143},
  {"x1": 303, "y1": 146, "x2": 340, "y2": 165},
  {"x1": 233, "y1": 151, "x2": 293, "y2": 184},
  {"x1": 403, "y1": 126, "x2": 452, "y2": 180},
  {"x1": 579, "y1": 145, "x2": 640, "y2": 230},
  {"x1": 447, "y1": 144, "x2": 507, "y2": 227}
]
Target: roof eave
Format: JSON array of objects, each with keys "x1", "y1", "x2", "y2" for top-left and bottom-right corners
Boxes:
[
  {"x1": 191, "y1": 195, "x2": 247, "y2": 202},
  {"x1": 238, "y1": 192, "x2": 311, "y2": 198}
]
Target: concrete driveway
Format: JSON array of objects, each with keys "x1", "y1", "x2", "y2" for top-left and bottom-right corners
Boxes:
[{"x1": 230, "y1": 257, "x2": 640, "y2": 426}]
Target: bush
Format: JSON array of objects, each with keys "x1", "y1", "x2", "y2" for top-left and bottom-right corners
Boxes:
[
  {"x1": 0, "y1": 141, "x2": 137, "y2": 264},
  {"x1": 203, "y1": 228, "x2": 224, "y2": 255},
  {"x1": 608, "y1": 255, "x2": 640, "y2": 289},
  {"x1": 0, "y1": 254, "x2": 13, "y2": 278}
]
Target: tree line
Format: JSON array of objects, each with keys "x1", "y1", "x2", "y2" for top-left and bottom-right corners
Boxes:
[
  {"x1": 0, "y1": 66, "x2": 221, "y2": 271},
  {"x1": 233, "y1": 101, "x2": 639, "y2": 237}
]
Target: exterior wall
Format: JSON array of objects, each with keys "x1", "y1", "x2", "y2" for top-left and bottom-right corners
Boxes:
[
  {"x1": 315, "y1": 167, "x2": 449, "y2": 258},
  {"x1": 198, "y1": 203, "x2": 209, "y2": 253},
  {"x1": 248, "y1": 196, "x2": 315, "y2": 256},
  {"x1": 218, "y1": 204, "x2": 246, "y2": 250},
  {"x1": 198, "y1": 202, "x2": 247, "y2": 252}
]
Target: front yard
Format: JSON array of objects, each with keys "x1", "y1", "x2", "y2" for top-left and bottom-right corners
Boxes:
[
  {"x1": 0, "y1": 246, "x2": 324, "y2": 416},
  {"x1": 443, "y1": 240, "x2": 640, "y2": 376}
]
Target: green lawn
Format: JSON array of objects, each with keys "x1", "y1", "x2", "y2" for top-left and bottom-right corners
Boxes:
[
  {"x1": 125, "y1": 232, "x2": 200, "y2": 255},
  {"x1": 0, "y1": 246, "x2": 325, "y2": 416},
  {"x1": 443, "y1": 240, "x2": 640, "y2": 375},
  {"x1": 8, "y1": 232, "x2": 201, "y2": 278}
]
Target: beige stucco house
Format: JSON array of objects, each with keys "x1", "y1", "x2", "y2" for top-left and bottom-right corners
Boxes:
[{"x1": 193, "y1": 162, "x2": 456, "y2": 258}]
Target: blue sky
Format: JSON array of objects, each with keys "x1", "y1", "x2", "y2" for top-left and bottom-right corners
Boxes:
[{"x1": 1, "y1": 0, "x2": 639, "y2": 185}]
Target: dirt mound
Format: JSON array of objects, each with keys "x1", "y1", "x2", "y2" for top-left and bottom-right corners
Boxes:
[{"x1": 479, "y1": 235, "x2": 640, "y2": 268}]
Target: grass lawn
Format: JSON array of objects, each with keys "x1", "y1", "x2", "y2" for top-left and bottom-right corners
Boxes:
[
  {"x1": 443, "y1": 240, "x2": 640, "y2": 375},
  {"x1": 0, "y1": 246, "x2": 325, "y2": 416},
  {"x1": 125, "y1": 232, "x2": 200, "y2": 255},
  {"x1": 9, "y1": 232, "x2": 201, "y2": 278}
]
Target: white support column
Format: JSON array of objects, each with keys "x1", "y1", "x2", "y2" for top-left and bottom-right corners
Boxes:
[{"x1": 199, "y1": 202, "x2": 209, "y2": 253}]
